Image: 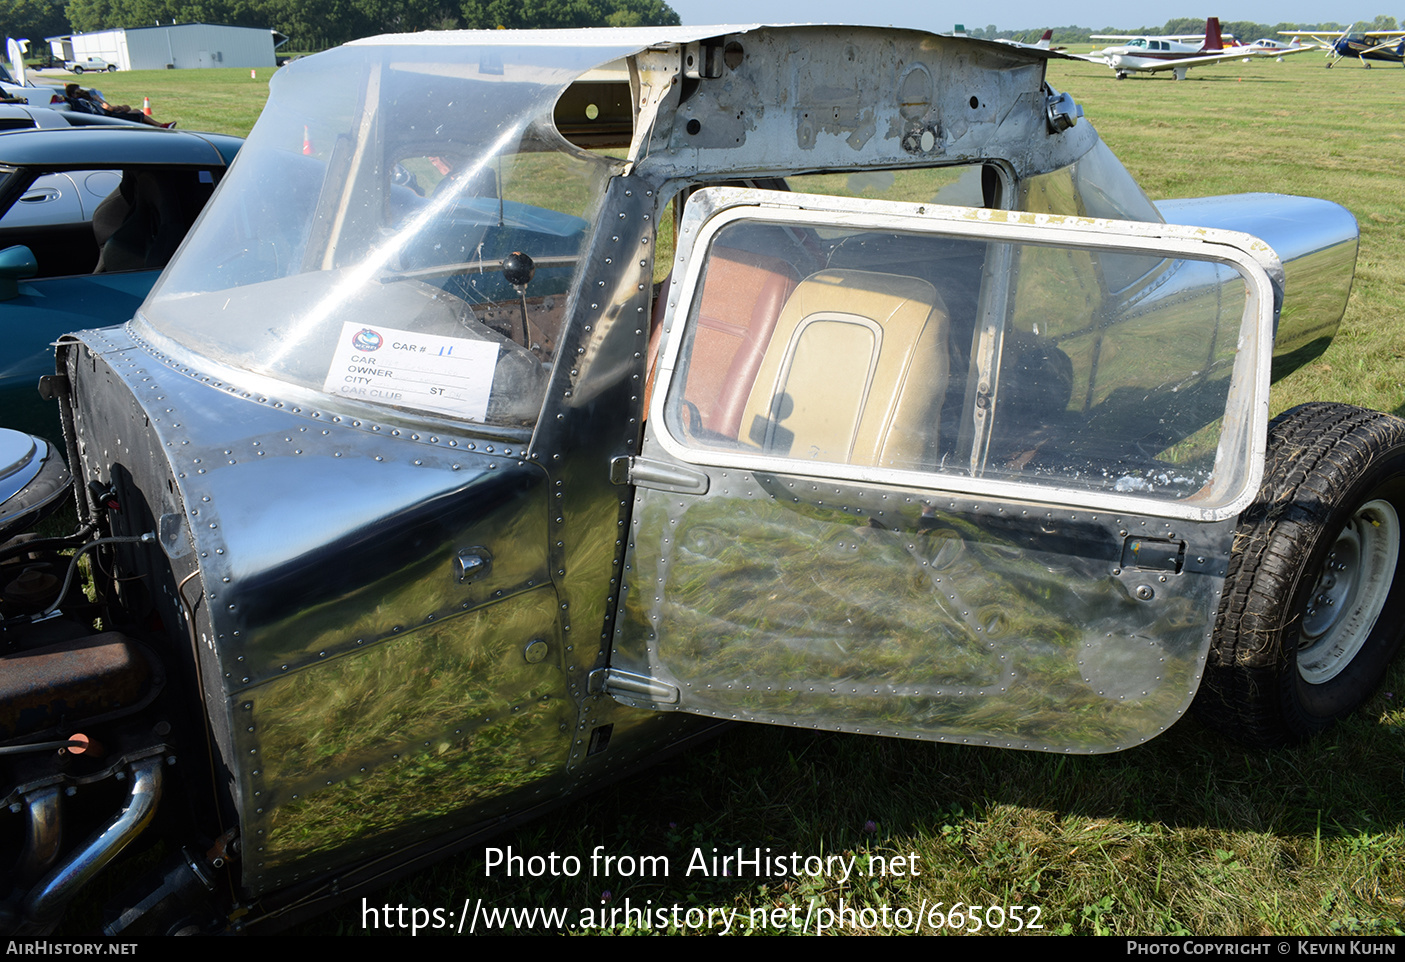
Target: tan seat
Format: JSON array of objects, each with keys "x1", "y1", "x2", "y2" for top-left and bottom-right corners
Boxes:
[{"x1": 738, "y1": 269, "x2": 949, "y2": 470}]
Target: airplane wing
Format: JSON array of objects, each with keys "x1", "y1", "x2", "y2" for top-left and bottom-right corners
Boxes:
[
  {"x1": 1133, "y1": 49, "x2": 1279, "y2": 71},
  {"x1": 993, "y1": 30, "x2": 1058, "y2": 51},
  {"x1": 1246, "y1": 43, "x2": 1319, "y2": 56},
  {"x1": 1282, "y1": 28, "x2": 1405, "y2": 40},
  {"x1": 1278, "y1": 29, "x2": 1346, "y2": 45},
  {"x1": 1090, "y1": 33, "x2": 1214, "y2": 42}
]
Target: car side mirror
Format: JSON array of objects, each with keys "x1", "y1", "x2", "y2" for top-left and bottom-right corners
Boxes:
[{"x1": 0, "y1": 245, "x2": 37, "y2": 300}]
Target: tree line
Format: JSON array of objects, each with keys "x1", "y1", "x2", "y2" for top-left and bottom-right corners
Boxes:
[
  {"x1": 1, "y1": 0, "x2": 680, "y2": 52},
  {"x1": 2, "y1": 5, "x2": 1398, "y2": 57}
]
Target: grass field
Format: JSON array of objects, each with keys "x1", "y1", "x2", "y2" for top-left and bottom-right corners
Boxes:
[
  {"x1": 37, "y1": 64, "x2": 274, "y2": 136},
  {"x1": 46, "y1": 53, "x2": 1405, "y2": 936}
]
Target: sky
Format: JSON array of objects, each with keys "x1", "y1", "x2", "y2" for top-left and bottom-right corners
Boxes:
[{"x1": 665, "y1": 0, "x2": 1382, "y2": 31}]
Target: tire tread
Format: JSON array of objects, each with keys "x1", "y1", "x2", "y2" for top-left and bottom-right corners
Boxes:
[{"x1": 1195, "y1": 402, "x2": 1405, "y2": 746}]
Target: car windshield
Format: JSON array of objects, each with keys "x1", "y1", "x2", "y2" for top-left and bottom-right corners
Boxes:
[{"x1": 140, "y1": 39, "x2": 626, "y2": 430}]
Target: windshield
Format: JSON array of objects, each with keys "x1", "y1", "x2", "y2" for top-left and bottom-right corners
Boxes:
[{"x1": 140, "y1": 41, "x2": 618, "y2": 429}]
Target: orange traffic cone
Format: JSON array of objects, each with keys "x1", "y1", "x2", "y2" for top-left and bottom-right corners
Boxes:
[
  {"x1": 250, "y1": 68, "x2": 256, "y2": 79},
  {"x1": 142, "y1": 96, "x2": 151, "y2": 116},
  {"x1": 302, "y1": 125, "x2": 313, "y2": 156}
]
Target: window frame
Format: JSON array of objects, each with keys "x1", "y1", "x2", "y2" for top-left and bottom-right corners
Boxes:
[{"x1": 646, "y1": 186, "x2": 1281, "y2": 523}]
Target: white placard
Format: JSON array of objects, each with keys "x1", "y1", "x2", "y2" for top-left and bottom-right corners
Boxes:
[{"x1": 322, "y1": 322, "x2": 499, "y2": 421}]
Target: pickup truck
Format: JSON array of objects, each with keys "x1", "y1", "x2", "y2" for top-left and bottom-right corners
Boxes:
[{"x1": 64, "y1": 57, "x2": 117, "y2": 74}]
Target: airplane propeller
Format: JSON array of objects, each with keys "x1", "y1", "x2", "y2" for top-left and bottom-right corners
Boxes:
[{"x1": 1326, "y1": 23, "x2": 1353, "y2": 68}]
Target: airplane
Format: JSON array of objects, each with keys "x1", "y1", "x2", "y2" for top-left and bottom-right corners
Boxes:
[
  {"x1": 1075, "y1": 17, "x2": 1310, "y2": 79},
  {"x1": 952, "y1": 26, "x2": 1061, "y2": 51},
  {"x1": 1279, "y1": 25, "x2": 1405, "y2": 67},
  {"x1": 1240, "y1": 37, "x2": 1317, "y2": 60},
  {"x1": 994, "y1": 29, "x2": 1062, "y2": 51}
]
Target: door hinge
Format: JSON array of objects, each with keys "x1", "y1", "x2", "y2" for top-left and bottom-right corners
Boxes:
[
  {"x1": 609, "y1": 456, "x2": 709, "y2": 495},
  {"x1": 589, "y1": 667, "x2": 681, "y2": 705}
]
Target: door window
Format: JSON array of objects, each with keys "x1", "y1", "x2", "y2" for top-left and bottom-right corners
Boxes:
[{"x1": 653, "y1": 193, "x2": 1273, "y2": 517}]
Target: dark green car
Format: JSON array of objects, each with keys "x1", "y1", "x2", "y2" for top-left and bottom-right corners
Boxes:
[{"x1": 0, "y1": 125, "x2": 241, "y2": 442}]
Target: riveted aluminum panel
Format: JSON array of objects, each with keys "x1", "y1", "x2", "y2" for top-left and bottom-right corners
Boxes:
[
  {"x1": 616, "y1": 473, "x2": 1233, "y2": 752},
  {"x1": 610, "y1": 187, "x2": 1278, "y2": 752},
  {"x1": 61, "y1": 325, "x2": 580, "y2": 894},
  {"x1": 629, "y1": 27, "x2": 1096, "y2": 182}
]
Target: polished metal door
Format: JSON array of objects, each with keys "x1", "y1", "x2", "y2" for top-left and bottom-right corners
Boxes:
[{"x1": 605, "y1": 187, "x2": 1280, "y2": 754}]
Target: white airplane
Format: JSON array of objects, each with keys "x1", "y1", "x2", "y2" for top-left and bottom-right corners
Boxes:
[
  {"x1": 995, "y1": 29, "x2": 1061, "y2": 51},
  {"x1": 1244, "y1": 37, "x2": 1310, "y2": 51},
  {"x1": 1237, "y1": 37, "x2": 1317, "y2": 62},
  {"x1": 1075, "y1": 18, "x2": 1309, "y2": 79}
]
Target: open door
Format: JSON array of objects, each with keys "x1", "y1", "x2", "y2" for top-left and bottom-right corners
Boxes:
[{"x1": 602, "y1": 186, "x2": 1280, "y2": 754}]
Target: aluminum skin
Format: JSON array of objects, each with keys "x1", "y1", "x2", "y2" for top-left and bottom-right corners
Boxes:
[{"x1": 608, "y1": 187, "x2": 1279, "y2": 752}]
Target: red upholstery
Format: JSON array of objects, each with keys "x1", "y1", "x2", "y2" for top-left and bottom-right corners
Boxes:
[{"x1": 646, "y1": 246, "x2": 799, "y2": 437}]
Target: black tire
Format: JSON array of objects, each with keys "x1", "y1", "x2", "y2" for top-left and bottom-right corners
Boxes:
[
  {"x1": 106, "y1": 64, "x2": 117, "y2": 72},
  {"x1": 1195, "y1": 402, "x2": 1405, "y2": 747},
  {"x1": 72, "y1": 65, "x2": 83, "y2": 74}
]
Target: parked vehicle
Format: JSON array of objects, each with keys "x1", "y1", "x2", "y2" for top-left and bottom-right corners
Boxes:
[
  {"x1": 0, "y1": 62, "x2": 66, "y2": 108},
  {"x1": 0, "y1": 126, "x2": 241, "y2": 442},
  {"x1": 0, "y1": 102, "x2": 145, "y2": 130},
  {"x1": 0, "y1": 25, "x2": 1392, "y2": 935},
  {"x1": 64, "y1": 57, "x2": 117, "y2": 74}
]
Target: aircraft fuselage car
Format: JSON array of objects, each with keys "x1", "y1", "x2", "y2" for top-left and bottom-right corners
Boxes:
[{"x1": 1, "y1": 24, "x2": 1395, "y2": 935}]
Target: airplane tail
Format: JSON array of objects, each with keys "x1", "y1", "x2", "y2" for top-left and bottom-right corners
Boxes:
[
  {"x1": 1201, "y1": 17, "x2": 1224, "y2": 51},
  {"x1": 6, "y1": 37, "x2": 27, "y2": 86},
  {"x1": 1035, "y1": 30, "x2": 1053, "y2": 48}
]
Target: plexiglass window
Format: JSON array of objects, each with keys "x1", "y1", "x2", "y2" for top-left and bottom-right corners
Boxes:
[
  {"x1": 662, "y1": 215, "x2": 1254, "y2": 507},
  {"x1": 140, "y1": 44, "x2": 611, "y2": 429}
]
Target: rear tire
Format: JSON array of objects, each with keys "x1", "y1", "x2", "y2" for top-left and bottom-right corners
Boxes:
[
  {"x1": 1195, "y1": 403, "x2": 1405, "y2": 746},
  {"x1": 72, "y1": 65, "x2": 83, "y2": 74},
  {"x1": 106, "y1": 64, "x2": 117, "y2": 72}
]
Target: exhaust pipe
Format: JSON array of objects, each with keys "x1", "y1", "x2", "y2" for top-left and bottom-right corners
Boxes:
[{"x1": 19, "y1": 756, "x2": 163, "y2": 934}]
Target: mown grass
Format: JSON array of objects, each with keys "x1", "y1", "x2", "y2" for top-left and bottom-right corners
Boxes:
[
  {"x1": 298, "y1": 691, "x2": 1404, "y2": 935},
  {"x1": 38, "y1": 53, "x2": 1405, "y2": 936},
  {"x1": 32, "y1": 64, "x2": 274, "y2": 135},
  {"x1": 1046, "y1": 53, "x2": 1405, "y2": 420}
]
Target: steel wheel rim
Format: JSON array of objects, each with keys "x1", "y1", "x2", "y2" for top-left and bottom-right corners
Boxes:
[{"x1": 1298, "y1": 499, "x2": 1401, "y2": 684}]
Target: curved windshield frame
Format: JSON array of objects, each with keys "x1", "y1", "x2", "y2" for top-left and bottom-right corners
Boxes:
[{"x1": 139, "y1": 41, "x2": 621, "y2": 430}]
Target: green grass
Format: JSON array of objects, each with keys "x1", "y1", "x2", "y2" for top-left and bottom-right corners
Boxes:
[
  {"x1": 297, "y1": 695, "x2": 1405, "y2": 935},
  {"x1": 1045, "y1": 54, "x2": 1405, "y2": 420},
  {"x1": 39, "y1": 53, "x2": 1405, "y2": 937},
  {"x1": 34, "y1": 65, "x2": 275, "y2": 135}
]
